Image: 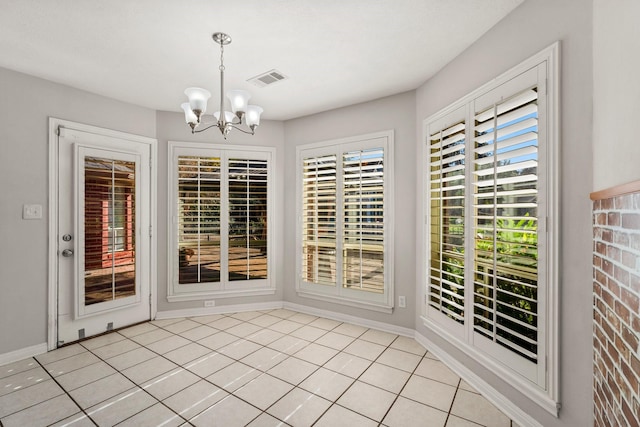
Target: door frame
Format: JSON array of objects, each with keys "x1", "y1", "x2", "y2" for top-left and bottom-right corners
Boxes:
[{"x1": 48, "y1": 118, "x2": 158, "y2": 350}]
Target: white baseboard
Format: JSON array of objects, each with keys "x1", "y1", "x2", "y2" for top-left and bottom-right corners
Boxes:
[
  {"x1": 155, "y1": 300, "x2": 284, "y2": 320},
  {"x1": 0, "y1": 343, "x2": 48, "y2": 367},
  {"x1": 157, "y1": 300, "x2": 414, "y2": 338},
  {"x1": 283, "y1": 301, "x2": 415, "y2": 337},
  {"x1": 414, "y1": 331, "x2": 543, "y2": 427}
]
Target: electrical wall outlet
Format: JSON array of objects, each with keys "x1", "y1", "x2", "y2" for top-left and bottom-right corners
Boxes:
[
  {"x1": 398, "y1": 296, "x2": 406, "y2": 308},
  {"x1": 204, "y1": 300, "x2": 215, "y2": 307},
  {"x1": 23, "y1": 204, "x2": 43, "y2": 220}
]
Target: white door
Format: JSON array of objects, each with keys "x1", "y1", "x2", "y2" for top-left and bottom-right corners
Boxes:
[{"x1": 57, "y1": 127, "x2": 151, "y2": 346}]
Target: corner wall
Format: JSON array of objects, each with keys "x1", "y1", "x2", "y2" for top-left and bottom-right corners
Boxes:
[{"x1": 414, "y1": 1, "x2": 593, "y2": 426}]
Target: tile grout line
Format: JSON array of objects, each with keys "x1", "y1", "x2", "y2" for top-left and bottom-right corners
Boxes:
[
  {"x1": 209, "y1": 310, "x2": 335, "y2": 425},
  {"x1": 0, "y1": 346, "x2": 119, "y2": 423},
  {"x1": 14, "y1": 312, "x2": 303, "y2": 425},
  {"x1": 313, "y1": 336, "x2": 457, "y2": 426},
  {"x1": 201, "y1": 310, "x2": 335, "y2": 425},
  {"x1": 56, "y1": 330, "x2": 202, "y2": 425},
  {"x1": 161, "y1": 310, "x2": 348, "y2": 426},
  {"x1": 243, "y1": 316, "x2": 348, "y2": 426},
  {"x1": 132, "y1": 313, "x2": 440, "y2": 426},
  {"x1": 97, "y1": 332, "x2": 260, "y2": 424},
  {"x1": 3, "y1": 309, "x2": 504, "y2": 427},
  {"x1": 310, "y1": 328, "x2": 397, "y2": 426},
  {"x1": 446, "y1": 381, "x2": 497, "y2": 427},
  {"x1": 374, "y1": 334, "x2": 423, "y2": 426},
  {"x1": 443, "y1": 378, "x2": 462, "y2": 427},
  {"x1": 32, "y1": 356, "x2": 99, "y2": 427},
  {"x1": 148, "y1": 310, "x2": 313, "y2": 424}
]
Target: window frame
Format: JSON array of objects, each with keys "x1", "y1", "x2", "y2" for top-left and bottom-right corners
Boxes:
[
  {"x1": 296, "y1": 131, "x2": 395, "y2": 313},
  {"x1": 167, "y1": 141, "x2": 276, "y2": 302},
  {"x1": 420, "y1": 43, "x2": 560, "y2": 415}
]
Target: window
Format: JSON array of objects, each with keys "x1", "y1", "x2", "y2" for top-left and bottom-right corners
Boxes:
[
  {"x1": 168, "y1": 143, "x2": 275, "y2": 301},
  {"x1": 297, "y1": 131, "x2": 394, "y2": 312},
  {"x1": 84, "y1": 157, "x2": 136, "y2": 305},
  {"x1": 228, "y1": 158, "x2": 268, "y2": 281},
  {"x1": 422, "y1": 44, "x2": 559, "y2": 413}
]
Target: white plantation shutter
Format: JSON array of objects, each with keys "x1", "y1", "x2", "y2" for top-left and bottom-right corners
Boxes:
[
  {"x1": 472, "y1": 83, "x2": 541, "y2": 366},
  {"x1": 423, "y1": 54, "x2": 556, "y2": 398},
  {"x1": 428, "y1": 117, "x2": 466, "y2": 322},
  {"x1": 297, "y1": 131, "x2": 393, "y2": 311},
  {"x1": 228, "y1": 158, "x2": 268, "y2": 281},
  {"x1": 342, "y1": 148, "x2": 385, "y2": 293},
  {"x1": 177, "y1": 156, "x2": 221, "y2": 285},
  {"x1": 302, "y1": 154, "x2": 337, "y2": 286}
]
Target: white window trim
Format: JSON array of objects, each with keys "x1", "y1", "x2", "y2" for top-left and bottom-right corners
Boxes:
[
  {"x1": 167, "y1": 141, "x2": 276, "y2": 302},
  {"x1": 296, "y1": 131, "x2": 395, "y2": 313},
  {"x1": 419, "y1": 43, "x2": 560, "y2": 416}
]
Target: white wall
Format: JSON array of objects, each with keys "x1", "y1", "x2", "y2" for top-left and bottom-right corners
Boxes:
[
  {"x1": 154, "y1": 111, "x2": 286, "y2": 313},
  {"x1": 0, "y1": 67, "x2": 156, "y2": 355},
  {"x1": 593, "y1": 0, "x2": 640, "y2": 191},
  {"x1": 414, "y1": 1, "x2": 593, "y2": 426},
  {"x1": 283, "y1": 91, "x2": 416, "y2": 328}
]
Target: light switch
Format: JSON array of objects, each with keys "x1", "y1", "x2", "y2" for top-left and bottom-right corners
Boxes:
[{"x1": 23, "y1": 204, "x2": 43, "y2": 220}]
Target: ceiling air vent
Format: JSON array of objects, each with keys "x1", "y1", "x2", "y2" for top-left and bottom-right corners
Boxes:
[{"x1": 248, "y1": 69, "x2": 287, "y2": 88}]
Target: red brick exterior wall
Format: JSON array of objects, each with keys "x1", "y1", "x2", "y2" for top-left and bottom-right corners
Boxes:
[{"x1": 593, "y1": 193, "x2": 640, "y2": 426}]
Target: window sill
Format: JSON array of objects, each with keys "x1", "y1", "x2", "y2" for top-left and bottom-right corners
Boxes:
[
  {"x1": 296, "y1": 289, "x2": 393, "y2": 314},
  {"x1": 167, "y1": 288, "x2": 276, "y2": 303}
]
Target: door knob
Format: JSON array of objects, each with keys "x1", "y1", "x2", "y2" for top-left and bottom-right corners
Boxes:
[{"x1": 61, "y1": 249, "x2": 74, "y2": 257}]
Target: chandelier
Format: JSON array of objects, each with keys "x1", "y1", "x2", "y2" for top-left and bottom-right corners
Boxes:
[{"x1": 181, "y1": 32, "x2": 263, "y2": 138}]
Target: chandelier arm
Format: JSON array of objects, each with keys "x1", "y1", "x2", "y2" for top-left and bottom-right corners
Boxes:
[
  {"x1": 226, "y1": 124, "x2": 255, "y2": 135},
  {"x1": 191, "y1": 122, "x2": 254, "y2": 135},
  {"x1": 191, "y1": 123, "x2": 223, "y2": 134}
]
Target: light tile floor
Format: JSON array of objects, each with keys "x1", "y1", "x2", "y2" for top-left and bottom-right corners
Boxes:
[{"x1": 0, "y1": 309, "x2": 518, "y2": 427}]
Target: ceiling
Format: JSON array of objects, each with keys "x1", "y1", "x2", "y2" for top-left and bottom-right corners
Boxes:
[{"x1": 0, "y1": 0, "x2": 523, "y2": 121}]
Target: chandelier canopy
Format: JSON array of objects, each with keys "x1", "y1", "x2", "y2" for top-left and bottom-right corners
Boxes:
[{"x1": 181, "y1": 32, "x2": 263, "y2": 139}]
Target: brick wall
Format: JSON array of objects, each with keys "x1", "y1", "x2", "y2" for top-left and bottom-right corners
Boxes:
[{"x1": 593, "y1": 191, "x2": 640, "y2": 426}]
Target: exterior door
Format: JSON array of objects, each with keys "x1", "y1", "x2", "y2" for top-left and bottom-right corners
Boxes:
[{"x1": 57, "y1": 126, "x2": 151, "y2": 346}]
